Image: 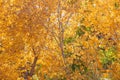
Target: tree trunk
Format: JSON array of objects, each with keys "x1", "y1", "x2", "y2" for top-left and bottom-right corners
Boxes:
[{"x1": 29, "y1": 56, "x2": 38, "y2": 77}]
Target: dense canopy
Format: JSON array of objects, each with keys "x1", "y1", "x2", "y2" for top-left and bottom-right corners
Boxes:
[{"x1": 0, "y1": 0, "x2": 120, "y2": 80}]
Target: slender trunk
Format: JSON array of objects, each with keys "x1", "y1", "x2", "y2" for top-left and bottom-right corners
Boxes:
[
  {"x1": 60, "y1": 27, "x2": 66, "y2": 65},
  {"x1": 29, "y1": 56, "x2": 38, "y2": 77},
  {"x1": 57, "y1": 0, "x2": 66, "y2": 65},
  {"x1": 23, "y1": 56, "x2": 38, "y2": 80}
]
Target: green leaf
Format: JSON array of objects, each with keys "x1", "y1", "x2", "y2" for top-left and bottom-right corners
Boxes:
[
  {"x1": 71, "y1": 64, "x2": 76, "y2": 72},
  {"x1": 32, "y1": 74, "x2": 39, "y2": 80},
  {"x1": 115, "y1": 2, "x2": 119, "y2": 9},
  {"x1": 85, "y1": 27, "x2": 91, "y2": 32},
  {"x1": 61, "y1": 77, "x2": 66, "y2": 80},
  {"x1": 76, "y1": 27, "x2": 85, "y2": 37},
  {"x1": 64, "y1": 51, "x2": 73, "y2": 58},
  {"x1": 64, "y1": 37, "x2": 75, "y2": 44},
  {"x1": 71, "y1": 64, "x2": 80, "y2": 72},
  {"x1": 100, "y1": 46, "x2": 117, "y2": 69}
]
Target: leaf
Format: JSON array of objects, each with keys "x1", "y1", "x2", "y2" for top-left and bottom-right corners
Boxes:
[
  {"x1": 76, "y1": 27, "x2": 85, "y2": 37},
  {"x1": 71, "y1": 64, "x2": 80, "y2": 72},
  {"x1": 115, "y1": 2, "x2": 119, "y2": 9},
  {"x1": 32, "y1": 74, "x2": 39, "y2": 80},
  {"x1": 64, "y1": 51, "x2": 73, "y2": 58},
  {"x1": 64, "y1": 37, "x2": 75, "y2": 44}
]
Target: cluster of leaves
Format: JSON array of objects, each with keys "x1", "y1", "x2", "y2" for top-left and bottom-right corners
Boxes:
[
  {"x1": 71, "y1": 55, "x2": 88, "y2": 75},
  {"x1": 99, "y1": 47, "x2": 117, "y2": 69}
]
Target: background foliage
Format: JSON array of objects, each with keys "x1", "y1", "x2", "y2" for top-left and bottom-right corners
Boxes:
[{"x1": 0, "y1": 0, "x2": 120, "y2": 80}]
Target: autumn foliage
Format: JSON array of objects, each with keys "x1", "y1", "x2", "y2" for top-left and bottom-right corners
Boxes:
[{"x1": 0, "y1": 0, "x2": 120, "y2": 80}]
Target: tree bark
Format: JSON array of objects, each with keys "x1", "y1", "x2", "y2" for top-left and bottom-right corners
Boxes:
[{"x1": 29, "y1": 56, "x2": 38, "y2": 77}]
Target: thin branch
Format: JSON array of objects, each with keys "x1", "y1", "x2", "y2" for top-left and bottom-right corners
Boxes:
[
  {"x1": 44, "y1": 23, "x2": 60, "y2": 45},
  {"x1": 57, "y1": 0, "x2": 66, "y2": 65},
  {"x1": 64, "y1": 13, "x2": 73, "y2": 28}
]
